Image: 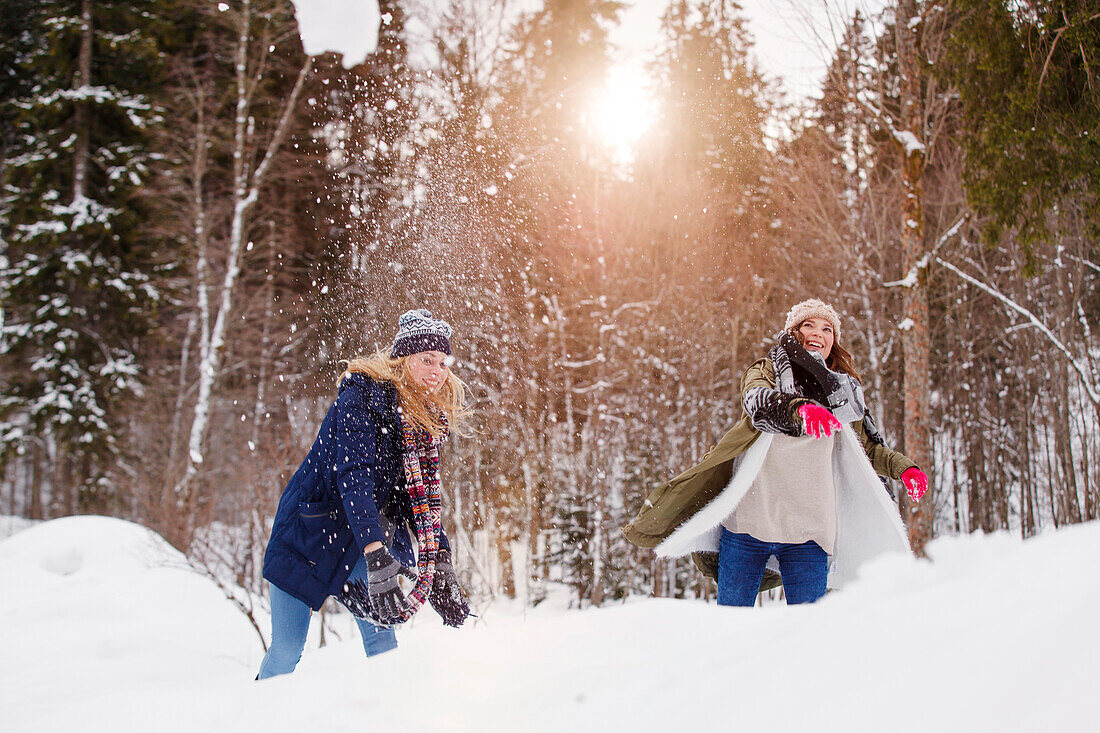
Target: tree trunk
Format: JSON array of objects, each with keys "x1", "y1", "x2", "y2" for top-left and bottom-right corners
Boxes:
[
  {"x1": 897, "y1": 0, "x2": 933, "y2": 554},
  {"x1": 72, "y1": 0, "x2": 92, "y2": 202},
  {"x1": 950, "y1": 438, "x2": 963, "y2": 532},
  {"x1": 520, "y1": 458, "x2": 535, "y2": 607},
  {"x1": 589, "y1": 496, "x2": 604, "y2": 607},
  {"x1": 250, "y1": 227, "x2": 277, "y2": 447},
  {"x1": 170, "y1": 91, "x2": 211, "y2": 474},
  {"x1": 1021, "y1": 409, "x2": 1035, "y2": 537},
  {"x1": 168, "y1": 311, "x2": 197, "y2": 473},
  {"x1": 176, "y1": 0, "x2": 312, "y2": 500},
  {"x1": 28, "y1": 440, "x2": 43, "y2": 520},
  {"x1": 1056, "y1": 365, "x2": 1082, "y2": 524}
]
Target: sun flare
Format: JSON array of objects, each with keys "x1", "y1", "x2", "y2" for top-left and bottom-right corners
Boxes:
[{"x1": 590, "y1": 63, "x2": 656, "y2": 161}]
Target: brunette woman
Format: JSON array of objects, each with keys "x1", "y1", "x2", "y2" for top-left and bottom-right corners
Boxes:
[{"x1": 623, "y1": 299, "x2": 928, "y2": 606}]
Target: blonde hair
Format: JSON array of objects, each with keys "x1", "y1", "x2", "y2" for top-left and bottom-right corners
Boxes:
[
  {"x1": 343, "y1": 349, "x2": 471, "y2": 438},
  {"x1": 787, "y1": 325, "x2": 863, "y2": 383}
]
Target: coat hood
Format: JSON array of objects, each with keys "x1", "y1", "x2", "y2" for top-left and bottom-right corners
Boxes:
[{"x1": 338, "y1": 372, "x2": 399, "y2": 421}]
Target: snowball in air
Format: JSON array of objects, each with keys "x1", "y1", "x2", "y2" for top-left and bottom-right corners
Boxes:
[{"x1": 290, "y1": 0, "x2": 381, "y2": 69}]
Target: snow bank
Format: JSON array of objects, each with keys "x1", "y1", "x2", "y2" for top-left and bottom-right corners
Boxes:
[
  {"x1": 290, "y1": 0, "x2": 380, "y2": 69},
  {"x1": 0, "y1": 513, "x2": 36, "y2": 541},
  {"x1": 3, "y1": 516, "x2": 1099, "y2": 732},
  {"x1": 0, "y1": 517, "x2": 260, "y2": 731}
]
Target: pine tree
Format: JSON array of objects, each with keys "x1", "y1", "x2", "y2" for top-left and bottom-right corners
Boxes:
[
  {"x1": 944, "y1": 0, "x2": 1100, "y2": 272},
  {"x1": 0, "y1": 0, "x2": 169, "y2": 512},
  {"x1": 647, "y1": 0, "x2": 768, "y2": 190},
  {"x1": 640, "y1": 0, "x2": 772, "y2": 276},
  {"x1": 1, "y1": 0, "x2": 39, "y2": 176}
]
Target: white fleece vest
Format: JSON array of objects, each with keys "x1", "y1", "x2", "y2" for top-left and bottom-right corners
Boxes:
[{"x1": 654, "y1": 425, "x2": 911, "y2": 589}]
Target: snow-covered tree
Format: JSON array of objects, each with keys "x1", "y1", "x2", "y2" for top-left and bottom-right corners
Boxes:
[{"x1": 0, "y1": 0, "x2": 169, "y2": 512}]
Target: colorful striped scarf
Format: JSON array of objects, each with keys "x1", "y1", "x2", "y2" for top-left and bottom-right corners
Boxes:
[{"x1": 393, "y1": 409, "x2": 447, "y2": 621}]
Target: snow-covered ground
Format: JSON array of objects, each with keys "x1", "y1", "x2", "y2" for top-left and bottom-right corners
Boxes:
[{"x1": 2, "y1": 516, "x2": 1097, "y2": 732}]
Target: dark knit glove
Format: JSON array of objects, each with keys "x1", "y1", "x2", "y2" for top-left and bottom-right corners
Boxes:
[
  {"x1": 429, "y1": 549, "x2": 471, "y2": 628},
  {"x1": 364, "y1": 546, "x2": 413, "y2": 626},
  {"x1": 744, "y1": 387, "x2": 808, "y2": 436},
  {"x1": 335, "y1": 578, "x2": 373, "y2": 619}
]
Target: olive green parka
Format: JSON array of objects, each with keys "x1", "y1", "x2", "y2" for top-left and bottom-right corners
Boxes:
[{"x1": 621, "y1": 358, "x2": 916, "y2": 588}]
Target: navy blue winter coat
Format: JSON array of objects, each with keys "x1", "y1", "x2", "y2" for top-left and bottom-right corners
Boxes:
[{"x1": 262, "y1": 373, "x2": 449, "y2": 611}]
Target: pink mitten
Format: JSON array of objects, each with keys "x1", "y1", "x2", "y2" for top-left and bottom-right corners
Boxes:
[
  {"x1": 901, "y1": 467, "x2": 928, "y2": 502},
  {"x1": 797, "y1": 403, "x2": 841, "y2": 439}
]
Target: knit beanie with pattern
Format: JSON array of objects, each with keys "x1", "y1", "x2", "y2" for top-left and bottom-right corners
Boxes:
[
  {"x1": 391, "y1": 309, "x2": 453, "y2": 358},
  {"x1": 784, "y1": 299, "x2": 842, "y2": 340}
]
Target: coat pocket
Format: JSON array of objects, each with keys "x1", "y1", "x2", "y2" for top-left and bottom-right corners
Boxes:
[
  {"x1": 298, "y1": 499, "x2": 340, "y2": 520},
  {"x1": 289, "y1": 499, "x2": 345, "y2": 563}
]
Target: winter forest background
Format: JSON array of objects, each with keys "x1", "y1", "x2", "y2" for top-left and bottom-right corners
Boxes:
[{"x1": 1, "y1": 0, "x2": 1097, "y2": 632}]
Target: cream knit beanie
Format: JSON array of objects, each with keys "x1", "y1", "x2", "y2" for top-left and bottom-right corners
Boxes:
[{"x1": 784, "y1": 299, "x2": 842, "y2": 340}]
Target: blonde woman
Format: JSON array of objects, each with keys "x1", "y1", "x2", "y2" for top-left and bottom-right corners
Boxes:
[{"x1": 258, "y1": 310, "x2": 470, "y2": 679}]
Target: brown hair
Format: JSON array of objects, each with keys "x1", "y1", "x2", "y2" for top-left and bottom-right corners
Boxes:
[
  {"x1": 787, "y1": 325, "x2": 862, "y2": 383},
  {"x1": 343, "y1": 350, "x2": 471, "y2": 438}
]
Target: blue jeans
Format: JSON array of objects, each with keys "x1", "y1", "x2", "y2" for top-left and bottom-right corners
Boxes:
[
  {"x1": 257, "y1": 555, "x2": 397, "y2": 679},
  {"x1": 717, "y1": 529, "x2": 828, "y2": 606}
]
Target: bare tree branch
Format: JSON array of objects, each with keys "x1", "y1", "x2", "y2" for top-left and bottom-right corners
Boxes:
[
  {"x1": 934, "y1": 255, "x2": 1100, "y2": 407},
  {"x1": 883, "y1": 212, "x2": 968, "y2": 288}
]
